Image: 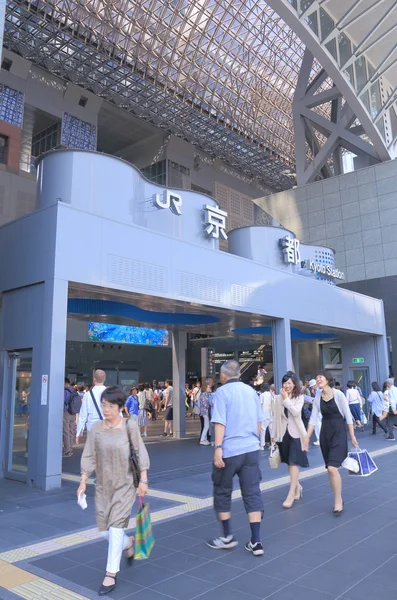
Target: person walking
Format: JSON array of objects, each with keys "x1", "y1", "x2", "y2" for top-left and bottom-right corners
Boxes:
[
  {"x1": 384, "y1": 378, "x2": 397, "y2": 440},
  {"x1": 199, "y1": 379, "x2": 213, "y2": 446},
  {"x1": 207, "y1": 360, "x2": 264, "y2": 556},
  {"x1": 63, "y1": 378, "x2": 79, "y2": 457},
  {"x1": 76, "y1": 370, "x2": 107, "y2": 443},
  {"x1": 144, "y1": 383, "x2": 155, "y2": 421},
  {"x1": 125, "y1": 387, "x2": 139, "y2": 423},
  {"x1": 162, "y1": 379, "x2": 174, "y2": 437},
  {"x1": 367, "y1": 382, "x2": 388, "y2": 436},
  {"x1": 77, "y1": 386, "x2": 150, "y2": 596},
  {"x1": 346, "y1": 381, "x2": 364, "y2": 430},
  {"x1": 137, "y1": 384, "x2": 148, "y2": 437},
  {"x1": 272, "y1": 372, "x2": 308, "y2": 509},
  {"x1": 304, "y1": 370, "x2": 358, "y2": 515},
  {"x1": 259, "y1": 383, "x2": 273, "y2": 449}
]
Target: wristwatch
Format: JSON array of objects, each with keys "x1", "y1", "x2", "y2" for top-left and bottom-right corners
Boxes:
[
  {"x1": 215, "y1": 445, "x2": 222, "y2": 449},
  {"x1": 140, "y1": 479, "x2": 149, "y2": 484}
]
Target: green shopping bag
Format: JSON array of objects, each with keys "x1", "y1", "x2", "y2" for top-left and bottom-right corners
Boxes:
[{"x1": 135, "y1": 497, "x2": 155, "y2": 559}]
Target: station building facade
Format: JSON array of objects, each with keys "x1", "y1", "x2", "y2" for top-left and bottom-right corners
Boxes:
[{"x1": 0, "y1": 150, "x2": 389, "y2": 490}]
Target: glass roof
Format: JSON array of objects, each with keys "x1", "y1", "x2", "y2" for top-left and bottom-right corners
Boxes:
[{"x1": 4, "y1": 0, "x2": 325, "y2": 190}]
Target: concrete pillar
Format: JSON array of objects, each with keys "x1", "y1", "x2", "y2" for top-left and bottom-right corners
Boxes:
[
  {"x1": 33, "y1": 279, "x2": 68, "y2": 490},
  {"x1": 292, "y1": 343, "x2": 300, "y2": 376},
  {"x1": 272, "y1": 318, "x2": 293, "y2": 389},
  {"x1": 172, "y1": 330, "x2": 187, "y2": 439},
  {"x1": 0, "y1": 279, "x2": 68, "y2": 490}
]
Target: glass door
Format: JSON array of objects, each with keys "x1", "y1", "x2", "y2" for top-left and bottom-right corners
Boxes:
[
  {"x1": 5, "y1": 350, "x2": 32, "y2": 481},
  {"x1": 350, "y1": 367, "x2": 370, "y2": 416}
]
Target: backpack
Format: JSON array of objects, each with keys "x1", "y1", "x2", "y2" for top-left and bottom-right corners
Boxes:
[
  {"x1": 67, "y1": 388, "x2": 82, "y2": 415},
  {"x1": 144, "y1": 391, "x2": 154, "y2": 411}
]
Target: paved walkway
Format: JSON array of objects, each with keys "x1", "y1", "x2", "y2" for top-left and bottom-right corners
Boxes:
[{"x1": 0, "y1": 429, "x2": 396, "y2": 600}]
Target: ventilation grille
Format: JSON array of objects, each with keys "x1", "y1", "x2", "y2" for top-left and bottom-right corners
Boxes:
[
  {"x1": 108, "y1": 254, "x2": 166, "y2": 293},
  {"x1": 231, "y1": 284, "x2": 267, "y2": 310},
  {"x1": 179, "y1": 271, "x2": 222, "y2": 303}
]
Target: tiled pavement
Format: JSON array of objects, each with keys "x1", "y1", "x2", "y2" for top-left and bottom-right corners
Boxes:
[{"x1": 1, "y1": 432, "x2": 397, "y2": 600}]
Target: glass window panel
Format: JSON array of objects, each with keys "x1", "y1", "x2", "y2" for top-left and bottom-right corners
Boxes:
[
  {"x1": 370, "y1": 81, "x2": 382, "y2": 119},
  {"x1": 355, "y1": 57, "x2": 367, "y2": 92},
  {"x1": 338, "y1": 33, "x2": 352, "y2": 65},
  {"x1": 0, "y1": 84, "x2": 24, "y2": 127},
  {"x1": 325, "y1": 38, "x2": 338, "y2": 61},
  {"x1": 300, "y1": 0, "x2": 316, "y2": 15},
  {"x1": 343, "y1": 64, "x2": 355, "y2": 88},
  {"x1": 306, "y1": 10, "x2": 319, "y2": 36},
  {"x1": 319, "y1": 8, "x2": 334, "y2": 42},
  {"x1": 61, "y1": 113, "x2": 97, "y2": 150}
]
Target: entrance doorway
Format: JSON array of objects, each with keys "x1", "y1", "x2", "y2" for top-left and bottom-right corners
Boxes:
[{"x1": 4, "y1": 350, "x2": 32, "y2": 482}]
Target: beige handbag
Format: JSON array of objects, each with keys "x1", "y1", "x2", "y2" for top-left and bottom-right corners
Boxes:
[{"x1": 269, "y1": 444, "x2": 281, "y2": 469}]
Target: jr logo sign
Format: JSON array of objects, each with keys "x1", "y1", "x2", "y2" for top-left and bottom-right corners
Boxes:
[{"x1": 152, "y1": 190, "x2": 182, "y2": 215}]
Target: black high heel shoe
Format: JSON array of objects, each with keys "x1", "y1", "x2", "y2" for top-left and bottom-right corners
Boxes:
[{"x1": 99, "y1": 574, "x2": 117, "y2": 596}]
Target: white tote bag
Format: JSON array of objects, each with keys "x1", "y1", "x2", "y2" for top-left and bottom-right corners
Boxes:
[{"x1": 269, "y1": 444, "x2": 281, "y2": 469}]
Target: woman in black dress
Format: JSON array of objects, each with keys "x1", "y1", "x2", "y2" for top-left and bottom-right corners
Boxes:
[
  {"x1": 304, "y1": 370, "x2": 358, "y2": 515},
  {"x1": 272, "y1": 373, "x2": 308, "y2": 509}
]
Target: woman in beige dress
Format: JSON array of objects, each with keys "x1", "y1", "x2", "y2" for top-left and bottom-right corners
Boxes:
[
  {"x1": 77, "y1": 386, "x2": 150, "y2": 596},
  {"x1": 272, "y1": 372, "x2": 308, "y2": 509}
]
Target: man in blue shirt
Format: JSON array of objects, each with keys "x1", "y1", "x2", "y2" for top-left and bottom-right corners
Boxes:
[{"x1": 208, "y1": 360, "x2": 264, "y2": 556}]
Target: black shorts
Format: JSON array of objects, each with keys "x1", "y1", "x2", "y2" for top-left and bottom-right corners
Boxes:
[
  {"x1": 165, "y1": 406, "x2": 173, "y2": 421},
  {"x1": 212, "y1": 450, "x2": 263, "y2": 514}
]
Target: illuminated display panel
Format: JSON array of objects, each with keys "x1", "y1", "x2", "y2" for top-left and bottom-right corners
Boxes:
[{"x1": 88, "y1": 322, "x2": 169, "y2": 346}]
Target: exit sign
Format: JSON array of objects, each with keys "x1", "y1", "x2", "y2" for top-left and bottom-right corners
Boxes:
[{"x1": 352, "y1": 358, "x2": 364, "y2": 364}]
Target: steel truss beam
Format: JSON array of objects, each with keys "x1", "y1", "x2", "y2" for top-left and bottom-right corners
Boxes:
[
  {"x1": 267, "y1": 0, "x2": 396, "y2": 161},
  {"x1": 293, "y1": 49, "x2": 381, "y2": 185}
]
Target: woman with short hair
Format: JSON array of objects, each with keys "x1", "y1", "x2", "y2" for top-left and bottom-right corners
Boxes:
[
  {"x1": 77, "y1": 386, "x2": 150, "y2": 596},
  {"x1": 304, "y1": 370, "x2": 358, "y2": 515},
  {"x1": 272, "y1": 372, "x2": 308, "y2": 509}
]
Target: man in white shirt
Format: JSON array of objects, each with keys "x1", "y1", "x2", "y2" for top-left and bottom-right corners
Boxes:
[{"x1": 76, "y1": 370, "x2": 107, "y2": 442}]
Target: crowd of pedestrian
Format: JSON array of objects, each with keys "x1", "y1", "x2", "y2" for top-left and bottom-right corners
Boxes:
[{"x1": 69, "y1": 360, "x2": 397, "y2": 596}]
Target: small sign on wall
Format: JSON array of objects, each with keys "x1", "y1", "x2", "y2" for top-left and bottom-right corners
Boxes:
[
  {"x1": 352, "y1": 358, "x2": 364, "y2": 364},
  {"x1": 41, "y1": 374, "x2": 48, "y2": 405}
]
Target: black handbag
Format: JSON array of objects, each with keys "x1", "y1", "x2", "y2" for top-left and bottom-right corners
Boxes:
[{"x1": 126, "y1": 423, "x2": 141, "y2": 488}]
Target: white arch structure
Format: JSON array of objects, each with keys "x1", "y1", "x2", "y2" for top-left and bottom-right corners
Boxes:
[{"x1": 266, "y1": 0, "x2": 397, "y2": 182}]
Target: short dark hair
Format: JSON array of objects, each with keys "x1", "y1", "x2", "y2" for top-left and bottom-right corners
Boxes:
[
  {"x1": 346, "y1": 380, "x2": 355, "y2": 389},
  {"x1": 101, "y1": 386, "x2": 126, "y2": 409},
  {"x1": 261, "y1": 382, "x2": 270, "y2": 392},
  {"x1": 335, "y1": 381, "x2": 341, "y2": 387},
  {"x1": 138, "y1": 383, "x2": 145, "y2": 392},
  {"x1": 315, "y1": 370, "x2": 335, "y2": 387},
  {"x1": 372, "y1": 381, "x2": 381, "y2": 392},
  {"x1": 166, "y1": 379, "x2": 173, "y2": 386},
  {"x1": 65, "y1": 377, "x2": 70, "y2": 384},
  {"x1": 281, "y1": 372, "x2": 301, "y2": 398},
  {"x1": 144, "y1": 382, "x2": 150, "y2": 389}
]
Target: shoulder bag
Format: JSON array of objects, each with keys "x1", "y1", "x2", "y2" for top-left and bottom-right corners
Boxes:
[
  {"x1": 89, "y1": 390, "x2": 103, "y2": 420},
  {"x1": 126, "y1": 422, "x2": 141, "y2": 488},
  {"x1": 269, "y1": 444, "x2": 281, "y2": 469}
]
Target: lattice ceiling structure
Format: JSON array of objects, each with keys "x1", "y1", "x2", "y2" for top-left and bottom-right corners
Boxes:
[{"x1": 3, "y1": 0, "x2": 327, "y2": 191}]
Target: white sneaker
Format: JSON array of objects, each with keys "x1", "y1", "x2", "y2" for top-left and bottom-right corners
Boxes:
[
  {"x1": 200, "y1": 440, "x2": 211, "y2": 445},
  {"x1": 313, "y1": 441, "x2": 320, "y2": 446},
  {"x1": 207, "y1": 535, "x2": 238, "y2": 550},
  {"x1": 143, "y1": 432, "x2": 147, "y2": 437}
]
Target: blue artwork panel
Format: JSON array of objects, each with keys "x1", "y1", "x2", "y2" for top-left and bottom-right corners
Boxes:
[{"x1": 88, "y1": 322, "x2": 169, "y2": 346}]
